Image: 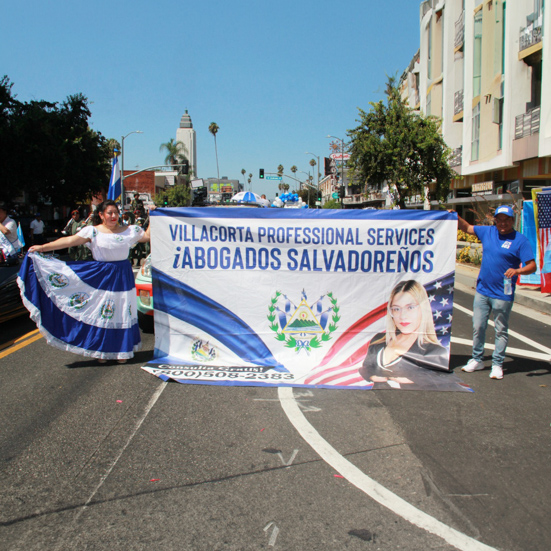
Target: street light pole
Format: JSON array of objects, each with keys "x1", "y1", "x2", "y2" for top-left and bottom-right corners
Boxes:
[
  {"x1": 327, "y1": 135, "x2": 345, "y2": 209},
  {"x1": 121, "y1": 130, "x2": 143, "y2": 208},
  {"x1": 298, "y1": 170, "x2": 312, "y2": 206},
  {"x1": 305, "y1": 152, "x2": 320, "y2": 204}
]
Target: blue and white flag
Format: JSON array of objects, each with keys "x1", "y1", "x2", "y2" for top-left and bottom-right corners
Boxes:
[
  {"x1": 0, "y1": 231, "x2": 16, "y2": 258},
  {"x1": 17, "y1": 222, "x2": 25, "y2": 250},
  {"x1": 142, "y1": 208, "x2": 468, "y2": 391},
  {"x1": 18, "y1": 253, "x2": 141, "y2": 359},
  {"x1": 107, "y1": 155, "x2": 122, "y2": 203}
]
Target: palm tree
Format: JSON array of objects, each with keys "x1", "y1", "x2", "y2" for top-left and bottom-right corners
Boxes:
[
  {"x1": 159, "y1": 138, "x2": 188, "y2": 171},
  {"x1": 277, "y1": 164, "x2": 284, "y2": 177},
  {"x1": 290, "y1": 165, "x2": 298, "y2": 180},
  {"x1": 241, "y1": 168, "x2": 246, "y2": 186},
  {"x1": 248, "y1": 173, "x2": 252, "y2": 188},
  {"x1": 208, "y1": 122, "x2": 220, "y2": 180}
]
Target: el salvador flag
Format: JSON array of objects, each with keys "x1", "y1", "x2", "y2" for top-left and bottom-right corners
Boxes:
[
  {"x1": 17, "y1": 222, "x2": 25, "y2": 250},
  {"x1": 107, "y1": 155, "x2": 121, "y2": 202}
]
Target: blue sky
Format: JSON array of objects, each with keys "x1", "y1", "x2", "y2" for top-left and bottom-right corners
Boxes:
[{"x1": 1, "y1": 0, "x2": 420, "y2": 199}]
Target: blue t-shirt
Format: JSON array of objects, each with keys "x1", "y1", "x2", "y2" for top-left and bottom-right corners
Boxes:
[{"x1": 474, "y1": 226, "x2": 535, "y2": 301}]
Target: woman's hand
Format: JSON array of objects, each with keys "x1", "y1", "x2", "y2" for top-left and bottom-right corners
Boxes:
[{"x1": 28, "y1": 245, "x2": 43, "y2": 253}]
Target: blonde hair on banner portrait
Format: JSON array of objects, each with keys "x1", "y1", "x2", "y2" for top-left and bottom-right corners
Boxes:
[{"x1": 383, "y1": 279, "x2": 440, "y2": 348}]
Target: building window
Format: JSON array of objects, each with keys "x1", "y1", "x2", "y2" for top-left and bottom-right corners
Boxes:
[
  {"x1": 473, "y1": 11, "x2": 482, "y2": 97},
  {"x1": 472, "y1": 103, "x2": 480, "y2": 161}
]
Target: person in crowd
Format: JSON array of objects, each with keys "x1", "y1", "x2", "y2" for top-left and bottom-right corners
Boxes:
[
  {"x1": 359, "y1": 279, "x2": 450, "y2": 390},
  {"x1": 131, "y1": 192, "x2": 145, "y2": 218},
  {"x1": 454, "y1": 205, "x2": 536, "y2": 380},
  {"x1": 18, "y1": 200, "x2": 153, "y2": 364},
  {"x1": 29, "y1": 212, "x2": 46, "y2": 246},
  {"x1": 0, "y1": 202, "x2": 22, "y2": 264},
  {"x1": 62, "y1": 210, "x2": 86, "y2": 260},
  {"x1": 62, "y1": 210, "x2": 80, "y2": 236}
]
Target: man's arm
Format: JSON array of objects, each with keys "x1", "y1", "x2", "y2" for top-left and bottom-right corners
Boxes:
[
  {"x1": 504, "y1": 259, "x2": 536, "y2": 279},
  {"x1": 0, "y1": 221, "x2": 13, "y2": 238},
  {"x1": 448, "y1": 210, "x2": 476, "y2": 236}
]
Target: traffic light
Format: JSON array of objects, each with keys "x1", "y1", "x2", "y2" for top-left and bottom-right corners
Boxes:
[
  {"x1": 180, "y1": 160, "x2": 189, "y2": 174},
  {"x1": 191, "y1": 187, "x2": 208, "y2": 206},
  {"x1": 324, "y1": 157, "x2": 332, "y2": 176},
  {"x1": 317, "y1": 190, "x2": 322, "y2": 201},
  {"x1": 259, "y1": 168, "x2": 264, "y2": 179},
  {"x1": 339, "y1": 186, "x2": 345, "y2": 199}
]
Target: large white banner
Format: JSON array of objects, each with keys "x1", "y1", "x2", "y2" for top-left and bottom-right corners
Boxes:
[{"x1": 142, "y1": 208, "x2": 470, "y2": 391}]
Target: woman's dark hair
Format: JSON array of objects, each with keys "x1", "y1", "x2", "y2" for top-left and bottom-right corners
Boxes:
[{"x1": 92, "y1": 200, "x2": 119, "y2": 226}]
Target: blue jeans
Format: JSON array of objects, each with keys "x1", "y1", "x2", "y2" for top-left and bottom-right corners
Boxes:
[{"x1": 472, "y1": 292, "x2": 513, "y2": 367}]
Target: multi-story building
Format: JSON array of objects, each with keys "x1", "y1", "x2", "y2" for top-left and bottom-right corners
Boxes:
[
  {"x1": 176, "y1": 110, "x2": 197, "y2": 177},
  {"x1": 203, "y1": 177, "x2": 243, "y2": 203},
  {"x1": 401, "y1": 0, "x2": 550, "y2": 221}
]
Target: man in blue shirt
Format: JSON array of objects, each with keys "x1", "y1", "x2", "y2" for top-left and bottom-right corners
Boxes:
[{"x1": 456, "y1": 205, "x2": 536, "y2": 380}]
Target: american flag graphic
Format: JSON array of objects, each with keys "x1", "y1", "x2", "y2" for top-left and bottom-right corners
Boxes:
[
  {"x1": 536, "y1": 191, "x2": 551, "y2": 292},
  {"x1": 303, "y1": 273, "x2": 455, "y2": 388}
]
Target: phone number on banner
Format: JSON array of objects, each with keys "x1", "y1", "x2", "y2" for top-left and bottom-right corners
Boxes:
[{"x1": 149, "y1": 366, "x2": 295, "y2": 382}]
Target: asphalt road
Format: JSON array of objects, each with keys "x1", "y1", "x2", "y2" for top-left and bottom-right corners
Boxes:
[{"x1": 0, "y1": 288, "x2": 550, "y2": 551}]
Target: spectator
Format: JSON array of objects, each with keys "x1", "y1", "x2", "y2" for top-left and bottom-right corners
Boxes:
[
  {"x1": 30, "y1": 213, "x2": 46, "y2": 246},
  {"x1": 455, "y1": 206, "x2": 536, "y2": 380}
]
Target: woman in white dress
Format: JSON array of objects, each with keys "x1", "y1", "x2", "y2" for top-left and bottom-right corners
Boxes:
[{"x1": 18, "y1": 200, "x2": 152, "y2": 363}]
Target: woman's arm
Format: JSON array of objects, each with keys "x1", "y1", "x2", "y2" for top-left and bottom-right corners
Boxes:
[
  {"x1": 138, "y1": 225, "x2": 151, "y2": 243},
  {"x1": 28, "y1": 234, "x2": 89, "y2": 253},
  {"x1": 137, "y1": 206, "x2": 155, "y2": 243}
]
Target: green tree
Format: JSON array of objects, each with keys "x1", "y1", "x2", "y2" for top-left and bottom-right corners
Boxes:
[
  {"x1": 322, "y1": 198, "x2": 342, "y2": 209},
  {"x1": 155, "y1": 183, "x2": 190, "y2": 207},
  {"x1": 159, "y1": 138, "x2": 188, "y2": 173},
  {"x1": 347, "y1": 75, "x2": 454, "y2": 209},
  {"x1": 278, "y1": 182, "x2": 289, "y2": 193},
  {"x1": 208, "y1": 122, "x2": 220, "y2": 180},
  {"x1": 0, "y1": 77, "x2": 111, "y2": 205}
]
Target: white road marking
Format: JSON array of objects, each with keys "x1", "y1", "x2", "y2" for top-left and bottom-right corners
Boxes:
[
  {"x1": 451, "y1": 336, "x2": 551, "y2": 361},
  {"x1": 75, "y1": 380, "x2": 168, "y2": 519},
  {"x1": 453, "y1": 303, "x2": 551, "y2": 356},
  {"x1": 278, "y1": 386, "x2": 497, "y2": 551},
  {"x1": 264, "y1": 522, "x2": 280, "y2": 546},
  {"x1": 277, "y1": 449, "x2": 299, "y2": 466}
]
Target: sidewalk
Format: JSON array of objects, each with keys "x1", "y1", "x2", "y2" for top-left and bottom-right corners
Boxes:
[{"x1": 454, "y1": 263, "x2": 551, "y2": 317}]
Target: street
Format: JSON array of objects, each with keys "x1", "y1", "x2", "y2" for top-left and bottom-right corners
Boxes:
[{"x1": 0, "y1": 287, "x2": 550, "y2": 551}]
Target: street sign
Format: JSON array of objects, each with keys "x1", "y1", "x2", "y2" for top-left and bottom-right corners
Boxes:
[
  {"x1": 332, "y1": 192, "x2": 339, "y2": 199},
  {"x1": 266, "y1": 176, "x2": 282, "y2": 180},
  {"x1": 330, "y1": 153, "x2": 350, "y2": 160}
]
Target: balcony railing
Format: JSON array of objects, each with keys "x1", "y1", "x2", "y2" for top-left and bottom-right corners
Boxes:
[
  {"x1": 454, "y1": 11, "x2": 464, "y2": 49},
  {"x1": 515, "y1": 107, "x2": 540, "y2": 139},
  {"x1": 454, "y1": 89, "x2": 464, "y2": 116},
  {"x1": 519, "y1": 16, "x2": 543, "y2": 52},
  {"x1": 449, "y1": 146, "x2": 462, "y2": 168}
]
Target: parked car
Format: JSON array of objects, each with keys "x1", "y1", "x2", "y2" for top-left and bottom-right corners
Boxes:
[
  {"x1": 135, "y1": 254, "x2": 154, "y2": 333},
  {"x1": 0, "y1": 260, "x2": 26, "y2": 324}
]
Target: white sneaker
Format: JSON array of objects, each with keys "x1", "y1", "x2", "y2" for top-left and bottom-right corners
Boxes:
[
  {"x1": 461, "y1": 359, "x2": 485, "y2": 372},
  {"x1": 490, "y1": 365, "x2": 504, "y2": 379}
]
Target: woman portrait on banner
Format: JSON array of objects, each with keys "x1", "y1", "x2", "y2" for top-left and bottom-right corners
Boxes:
[
  {"x1": 359, "y1": 279, "x2": 451, "y2": 390},
  {"x1": 18, "y1": 200, "x2": 152, "y2": 364}
]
